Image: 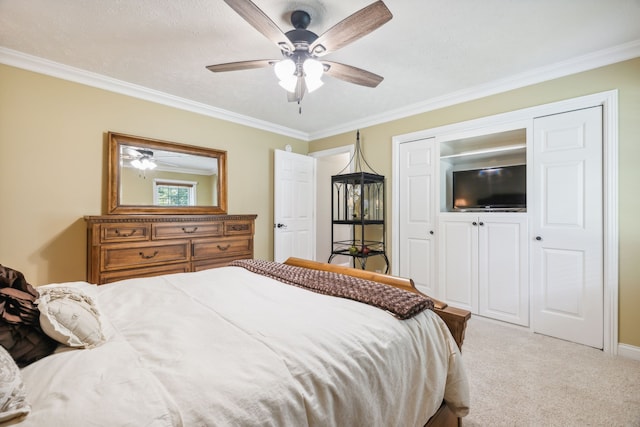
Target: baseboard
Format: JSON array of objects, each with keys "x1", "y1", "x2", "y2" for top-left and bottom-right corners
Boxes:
[{"x1": 617, "y1": 343, "x2": 640, "y2": 361}]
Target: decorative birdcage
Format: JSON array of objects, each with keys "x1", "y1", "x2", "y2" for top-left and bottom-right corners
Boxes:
[{"x1": 329, "y1": 131, "x2": 388, "y2": 272}]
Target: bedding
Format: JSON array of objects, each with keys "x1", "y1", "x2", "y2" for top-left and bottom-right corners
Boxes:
[
  {"x1": 229, "y1": 259, "x2": 434, "y2": 318},
  {"x1": 0, "y1": 345, "x2": 29, "y2": 422},
  {"x1": 3, "y1": 264, "x2": 469, "y2": 427},
  {"x1": 0, "y1": 265, "x2": 56, "y2": 367}
]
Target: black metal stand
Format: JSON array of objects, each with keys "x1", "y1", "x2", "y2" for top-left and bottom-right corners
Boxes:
[
  {"x1": 327, "y1": 248, "x2": 389, "y2": 273},
  {"x1": 328, "y1": 170, "x2": 387, "y2": 273}
]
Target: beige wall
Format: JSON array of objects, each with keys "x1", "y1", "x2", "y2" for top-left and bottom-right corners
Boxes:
[
  {"x1": 310, "y1": 57, "x2": 640, "y2": 348},
  {"x1": 0, "y1": 64, "x2": 305, "y2": 286}
]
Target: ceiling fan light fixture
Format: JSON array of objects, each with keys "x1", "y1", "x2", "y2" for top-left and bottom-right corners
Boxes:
[
  {"x1": 303, "y1": 58, "x2": 323, "y2": 78},
  {"x1": 131, "y1": 157, "x2": 157, "y2": 170},
  {"x1": 278, "y1": 76, "x2": 298, "y2": 93},
  {"x1": 303, "y1": 58, "x2": 324, "y2": 93},
  {"x1": 305, "y1": 76, "x2": 324, "y2": 93},
  {"x1": 274, "y1": 58, "x2": 296, "y2": 81}
]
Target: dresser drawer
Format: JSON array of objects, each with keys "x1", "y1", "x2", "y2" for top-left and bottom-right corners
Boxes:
[
  {"x1": 224, "y1": 220, "x2": 254, "y2": 236},
  {"x1": 152, "y1": 222, "x2": 223, "y2": 240},
  {"x1": 100, "y1": 223, "x2": 151, "y2": 243},
  {"x1": 100, "y1": 263, "x2": 190, "y2": 284},
  {"x1": 101, "y1": 241, "x2": 189, "y2": 271},
  {"x1": 191, "y1": 237, "x2": 252, "y2": 260}
]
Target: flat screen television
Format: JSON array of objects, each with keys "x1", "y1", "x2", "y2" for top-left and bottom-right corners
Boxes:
[{"x1": 452, "y1": 164, "x2": 526, "y2": 211}]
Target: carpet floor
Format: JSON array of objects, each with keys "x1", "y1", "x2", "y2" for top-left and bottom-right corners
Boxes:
[{"x1": 460, "y1": 316, "x2": 640, "y2": 426}]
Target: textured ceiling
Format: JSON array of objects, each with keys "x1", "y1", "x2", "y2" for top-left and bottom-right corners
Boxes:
[{"x1": 1, "y1": 0, "x2": 640, "y2": 139}]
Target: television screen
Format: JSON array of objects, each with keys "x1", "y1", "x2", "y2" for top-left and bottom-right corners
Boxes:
[{"x1": 452, "y1": 164, "x2": 526, "y2": 210}]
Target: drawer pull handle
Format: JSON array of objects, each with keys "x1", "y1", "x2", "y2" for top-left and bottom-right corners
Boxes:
[
  {"x1": 182, "y1": 227, "x2": 198, "y2": 234},
  {"x1": 217, "y1": 244, "x2": 231, "y2": 251},
  {"x1": 139, "y1": 250, "x2": 159, "y2": 259},
  {"x1": 115, "y1": 229, "x2": 137, "y2": 237},
  {"x1": 229, "y1": 224, "x2": 249, "y2": 231}
]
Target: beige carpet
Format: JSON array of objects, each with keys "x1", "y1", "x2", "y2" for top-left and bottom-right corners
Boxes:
[{"x1": 460, "y1": 316, "x2": 640, "y2": 426}]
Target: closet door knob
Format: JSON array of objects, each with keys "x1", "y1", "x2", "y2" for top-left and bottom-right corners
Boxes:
[
  {"x1": 472, "y1": 221, "x2": 478, "y2": 226},
  {"x1": 429, "y1": 230, "x2": 434, "y2": 235},
  {"x1": 535, "y1": 236, "x2": 543, "y2": 241},
  {"x1": 479, "y1": 222, "x2": 484, "y2": 226}
]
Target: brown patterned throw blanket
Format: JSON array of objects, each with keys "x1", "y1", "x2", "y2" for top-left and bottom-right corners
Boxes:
[{"x1": 229, "y1": 259, "x2": 433, "y2": 319}]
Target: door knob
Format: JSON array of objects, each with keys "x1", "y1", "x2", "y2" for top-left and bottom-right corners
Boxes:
[
  {"x1": 479, "y1": 222, "x2": 484, "y2": 226},
  {"x1": 535, "y1": 236, "x2": 542, "y2": 241},
  {"x1": 472, "y1": 221, "x2": 478, "y2": 226},
  {"x1": 275, "y1": 223, "x2": 287, "y2": 229}
]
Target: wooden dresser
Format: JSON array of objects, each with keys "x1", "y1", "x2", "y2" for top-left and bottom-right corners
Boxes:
[{"x1": 85, "y1": 214, "x2": 256, "y2": 284}]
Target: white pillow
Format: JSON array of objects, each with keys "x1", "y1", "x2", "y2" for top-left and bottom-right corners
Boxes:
[
  {"x1": 38, "y1": 287, "x2": 106, "y2": 348},
  {"x1": 39, "y1": 281, "x2": 99, "y2": 298},
  {"x1": 0, "y1": 344, "x2": 30, "y2": 422}
]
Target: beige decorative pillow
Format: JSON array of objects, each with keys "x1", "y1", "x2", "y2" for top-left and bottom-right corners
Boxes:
[
  {"x1": 0, "y1": 344, "x2": 30, "y2": 422},
  {"x1": 38, "y1": 287, "x2": 106, "y2": 348}
]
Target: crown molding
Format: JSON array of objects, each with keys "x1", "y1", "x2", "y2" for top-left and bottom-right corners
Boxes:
[
  {"x1": 309, "y1": 39, "x2": 640, "y2": 140},
  {"x1": 0, "y1": 47, "x2": 309, "y2": 141},
  {"x1": 2, "y1": 40, "x2": 639, "y2": 143}
]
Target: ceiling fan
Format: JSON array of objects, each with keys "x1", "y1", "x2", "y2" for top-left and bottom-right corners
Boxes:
[
  {"x1": 206, "y1": 0, "x2": 393, "y2": 105},
  {"x1": 122, "y1": 147, "x2": 158, "y2": 170}
]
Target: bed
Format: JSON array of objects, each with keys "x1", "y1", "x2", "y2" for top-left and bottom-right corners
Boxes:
[{"x1": 1, "y1": 257, "x2": 470, "y2": 427}]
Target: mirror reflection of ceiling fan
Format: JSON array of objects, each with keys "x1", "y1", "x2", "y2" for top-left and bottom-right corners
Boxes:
[
  {"x1": 206, "y1": 0, "x2": 393, "y2": 106},
  {"x1": 123, "y1": 148, "x2": 158, "y2": 170},
  {"x1": 122, "y1": 147, "x2": 184, "y2": 171},
  {"x1": 121, "y1": 146, "x2": 219, "y2": 175}
]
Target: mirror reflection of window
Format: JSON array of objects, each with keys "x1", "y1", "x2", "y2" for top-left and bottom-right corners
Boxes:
[{"x1": 154, "y1": 179, "x2": 197, "y2": 206}]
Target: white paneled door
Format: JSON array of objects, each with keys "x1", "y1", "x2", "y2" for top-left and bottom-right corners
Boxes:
[
  {"x1": 274, "y1": 150, "x2": 316, "y2": 263},
  {"x1": 398, "y1": 138, "x2": 437, "y2": 295},
  {"x1": 532, "y1": 106, "x2": 603, "y2": 348}
]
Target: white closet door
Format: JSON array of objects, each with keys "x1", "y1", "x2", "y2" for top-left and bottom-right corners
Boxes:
[
  {"x1": 532, "y1": 106, "x2": 603, "y2": 348},
  {"x1": 398, "y1": 138, "x2": 437, "y2": 295}
]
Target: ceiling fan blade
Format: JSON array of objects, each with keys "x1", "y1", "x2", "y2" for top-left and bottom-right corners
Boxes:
[
  {"x1": 206, "y1": 59, "x2": 276, "y2": 73},
  {"x1": 309, "y1": 1, "x2": 392, "y2": 57},
  {"x1": 322, "y1": 61, "x2": 383, "y2": 88},
  {"x1": 223, "y1": 0, "x2": 295, "y2": 52},
  {"x1": 124, "y1": 147, "x2": 142, "y2": 157}
]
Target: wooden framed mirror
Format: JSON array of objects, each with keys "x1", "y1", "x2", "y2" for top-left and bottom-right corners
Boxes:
[{"x1": 108, "y1": 132, "x2": 227, "y2": 214}]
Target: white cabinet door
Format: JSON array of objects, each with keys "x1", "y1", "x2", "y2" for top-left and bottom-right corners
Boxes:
[
  {"x1": 398, "y1": 138, "x2": 437, "y2": 295},
  {"x1": 478, "y1": 214, "x2": 529, "y2": 326},
  {"x1": 439, "y1": 213, "x2": 529, "y2": 325},
  {"x1": 439, "y1": 213, "x2": 478, "y2": 312},
  {"x1": 532, "y1": 106, "x2": 603, "y2": 349}
]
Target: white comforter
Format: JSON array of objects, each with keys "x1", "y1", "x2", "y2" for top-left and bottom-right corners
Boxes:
[{"x1": 11, "y1": 266, "x2": 469, "y2": 427}]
